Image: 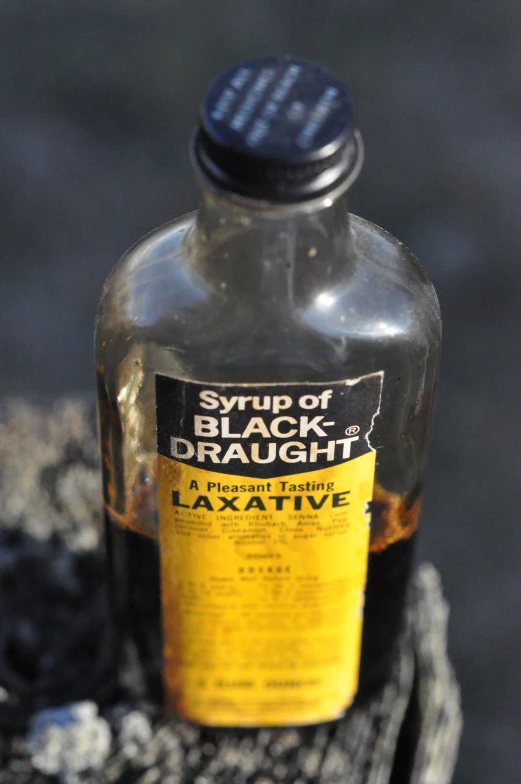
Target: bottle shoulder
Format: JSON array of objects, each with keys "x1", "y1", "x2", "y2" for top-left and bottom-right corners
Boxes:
[
  {"x1": 95, "y1": 211, "x2": 198, "y2": 332},
  {"x1": 313, "y1": 214, "x2": 441, "y2": 345},
  {"x1": 95, "y1": 211, "x2": 441, "y2": 365}
]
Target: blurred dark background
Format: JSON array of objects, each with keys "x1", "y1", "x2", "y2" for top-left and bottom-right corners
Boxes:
[{"x1": 1, "y1": 1, "x2": 519, "y2": 781}]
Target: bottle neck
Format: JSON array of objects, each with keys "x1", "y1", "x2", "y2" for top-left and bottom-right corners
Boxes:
[{"x1": 193, "y1": 183, "x2": 355, "y2": 309}]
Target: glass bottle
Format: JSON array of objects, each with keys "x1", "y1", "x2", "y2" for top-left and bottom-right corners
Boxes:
[{"x1": 95, "y1": 56, "x2": 441, "y2": 726}]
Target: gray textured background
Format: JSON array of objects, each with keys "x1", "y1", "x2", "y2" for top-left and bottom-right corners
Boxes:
[{"x1": 1, "y1": 2, "x2": 520, "y2": 781}]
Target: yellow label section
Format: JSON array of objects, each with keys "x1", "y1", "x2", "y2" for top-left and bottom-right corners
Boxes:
[{"x1": 158, "y1": 451, "x2": 375, "y2": 726}]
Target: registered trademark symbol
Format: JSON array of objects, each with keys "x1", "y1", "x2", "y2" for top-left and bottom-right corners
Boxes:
[{"x1": 345, "y1": 425, "x2": 360, "y2": 436}]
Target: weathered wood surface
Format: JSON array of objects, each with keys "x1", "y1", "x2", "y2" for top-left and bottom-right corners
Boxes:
[{"x1": 0, "y1": 398, "x2": 461, "y2": 783}]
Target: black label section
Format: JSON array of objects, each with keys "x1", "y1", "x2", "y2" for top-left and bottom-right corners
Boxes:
[{"x1": 156, "y1": 374, "x2": 382, "y2": 479}]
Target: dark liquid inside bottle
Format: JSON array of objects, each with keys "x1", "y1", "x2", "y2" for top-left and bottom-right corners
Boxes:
[
  {"x1": 102, "y1": 415, "x2": 420, "y2": 711},
  {"x1": 104, "y1": 508, "x2": 417, "y2": 709}
]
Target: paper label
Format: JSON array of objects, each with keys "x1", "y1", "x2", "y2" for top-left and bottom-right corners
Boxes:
[{"x1": 156, "y1": 373, "x2": 382, "y2": 725}]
